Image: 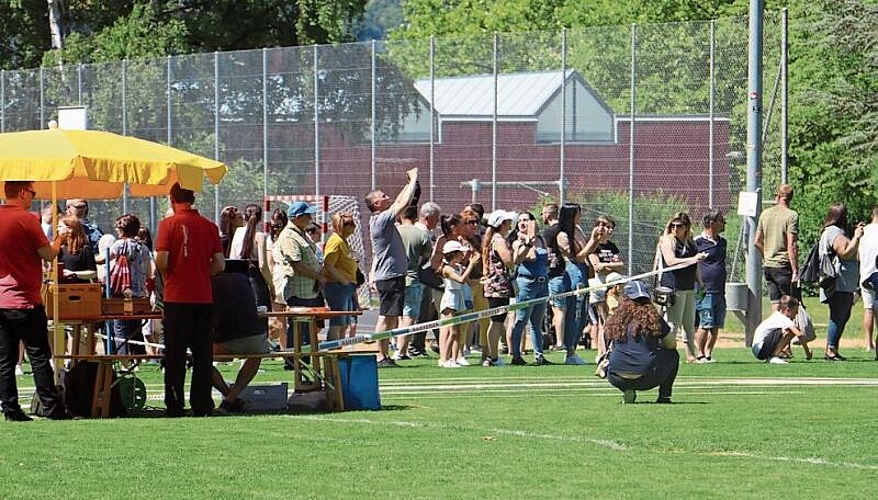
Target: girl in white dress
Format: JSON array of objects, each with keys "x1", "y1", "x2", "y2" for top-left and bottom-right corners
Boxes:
[{"x1": 438, "y1": 240, "x2": 480, "y2": 368}]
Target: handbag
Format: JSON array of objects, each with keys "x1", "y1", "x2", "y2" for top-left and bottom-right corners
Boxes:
[
  {"x1": 652, "y1": 242, "x2": 677, "y2": 307},
  {"x1": 418, "y1": 262, "x2": 444, "y2": 290},
  {"x1": 817, "y1": 229, "x2": 839, "y2": 292},
  {"x1": 356, "y1": 267, "x2": 366, "y2": 287}
]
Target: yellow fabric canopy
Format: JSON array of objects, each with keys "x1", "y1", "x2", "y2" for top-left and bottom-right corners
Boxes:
[{"x1": 0, "y1": 128, "x2": 227, "y2": 199}]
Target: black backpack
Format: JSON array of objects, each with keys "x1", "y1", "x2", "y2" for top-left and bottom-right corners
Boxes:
[{"x1": 799, "y1": 243, "x2": 821, "y2": 284}]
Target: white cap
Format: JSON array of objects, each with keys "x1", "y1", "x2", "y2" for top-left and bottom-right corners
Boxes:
[
  {"x1": 443, "y1": 240, "x2": 466, "y2": 254},
  {"x1": 487, "y1": 210, "x2": 516, "y2": 228},
  {"x1": 605, "y1": 272, "x2": 625, "y2": 284}
]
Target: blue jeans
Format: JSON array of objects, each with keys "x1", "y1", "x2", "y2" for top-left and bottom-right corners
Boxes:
[
  {"x1": 826, "y1": 291, "x2": 854, "y2": 350},
  {"x1": 563, "y1": 261, "x2": 589, "y2": 350},
  {"x1": 511, "y1": 276, "x2": 549, "y2": 357}
]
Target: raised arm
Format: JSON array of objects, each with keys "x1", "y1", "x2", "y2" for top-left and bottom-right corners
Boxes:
[{"x1": 389, "y1": 168, "x2": 419, "y2": 218}]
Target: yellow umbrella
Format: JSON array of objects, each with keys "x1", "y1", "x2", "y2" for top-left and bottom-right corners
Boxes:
[{"x1": 0, "y1": 127, "x2": 227, "y2": 198}]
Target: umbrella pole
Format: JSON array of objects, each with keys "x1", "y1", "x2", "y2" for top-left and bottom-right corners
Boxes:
[{"x1": 51, "y1": 182, "x2": 63, "y2": 385}]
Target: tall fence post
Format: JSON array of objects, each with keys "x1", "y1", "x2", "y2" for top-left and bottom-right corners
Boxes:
[
  {"x1": 429, "y1": 36, "x2": 436, "y2": 202},
  {"x1": 709, "y1": 20, "x2": 716, "y2": 208},
  {"x1": 745, "y1": 0, "x2": 765, "y2": 345},
  {"x1": 781, "y1": 8, "x2": 789, "y2": 184},
  {"x1": 314, "y1": 45, "x2": 320, "y2": 196},
  {"x1": 628, "y1": 24, "x2": 637, "y2": 272},
  {"x1": 263, "y1": 48, "x2": 269, "y2": 209},
  {"x1": 39, "y1": 67, "x2": 45, "y2": 128},
  {"x1": 492, "y1": 32, "x2": 498, "y2": 211},
  {"x1": 2, "y1": 70, "x2": 6, "y2": 132},
  {"x1": 77, "y1": 64, "x2": 83, "y2": 105},
  {"x1": 214, "y1": 52, "x2": 220, "y2": 221},
  {"x1": 122, "y1": 59, "x2": 129, "y2": 214},
  {"x1": 371, "y1": 40, "x2": 377, "y2": 191},
  {"x1": 559, "y1": 28, "x2": 567, "y2": 205}
]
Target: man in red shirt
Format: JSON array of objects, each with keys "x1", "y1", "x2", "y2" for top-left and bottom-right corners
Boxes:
[
  {"x1": 155, "y1": 183, "x2": 225, "y2": 417},
  {"x1": 0, "y1": 181, "x2": 70, "y2": 421}
]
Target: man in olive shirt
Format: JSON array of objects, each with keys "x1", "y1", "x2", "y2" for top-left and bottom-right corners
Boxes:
[
  {"x1": 393, "y1": 205, "x2": 433, "y2": 360},
  {"x1": 755, "y1": 184, "x2": 799, "y2": 312}
]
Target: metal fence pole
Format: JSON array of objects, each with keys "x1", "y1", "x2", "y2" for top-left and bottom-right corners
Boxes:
[
  {"x1": 559, "y1": 28, "x2": 567, "y2": 205},
  {"x1": 709, "y1": 20, "x2": 716, "y2": 208},
  {"x1": 492, "y1": 32, "x2": 498, "y2": 211},
  {"x1": 314, "y1": 45, "x2": 320, "y2": 196},
  {"x1": 745, "y1": 0, "x2": 765, "y2": 345},
  {"x1": 781, "y1": 8, "x2": 789, "y2": 184},
  {"x1": 77, "y1": 64, "x2": 83, "y2": 105},
  {"x1": 39, "y1": 67, "x2": 45, "y2": 128},
  {"x1": 628, "y1": 24, "x2": 637, "y2": 272},
  {"x1": 1, "y1": 70, "x2": 5, "y2": 132},
  {"x1": 214, "y1": 52, "x2": 220, "y2": 221},
  {"x1": 263, "y1": 48, "x2": 269, "y2": 209},
  {"x1": 122, "y1": 60, "x2": 129, "y2": 213},
  {"x1": 429, "y1": 36, "x2": 435, "y2": 202},
  {"x1": 371, "y1": 40, "x2": 377, "y2": 191}
]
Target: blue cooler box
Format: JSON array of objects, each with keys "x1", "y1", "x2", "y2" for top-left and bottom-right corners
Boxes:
[{"x1": 338, "y1": 355, "x2": 381, "y2": 410}]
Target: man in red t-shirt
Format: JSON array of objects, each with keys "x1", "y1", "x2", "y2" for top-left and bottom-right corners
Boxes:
[
  {"x1": 155, "y1": 183, "x2": 224, "y2": 417},
  {"x1": 0, "y1": 181, "x2": 70, "y2": 421}
]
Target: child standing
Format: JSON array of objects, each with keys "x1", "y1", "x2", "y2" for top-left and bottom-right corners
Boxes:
[{"x1": 439, "y1": 240, "x2": 480, "y2": 368}]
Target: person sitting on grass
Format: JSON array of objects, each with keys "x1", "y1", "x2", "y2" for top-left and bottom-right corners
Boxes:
[
  {"x1": 605, "y1": 280, "x2": 678, "y2": 404},
  {"x1": 210, "y1": 262, "x2": 272, "y2": 413},
  {"x1": 751, "y1": 295, "x2": 805, "y2": 365}
]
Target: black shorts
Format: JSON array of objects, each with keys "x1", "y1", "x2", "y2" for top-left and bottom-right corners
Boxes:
[
  {"x1": 755, "y1": 329, "x2": 784, "y2": 360},
  {"x1": 764, "y1": 265, "x2": 793, "y2": 302},
  {"x1": 486, "y1": 297, "x2": 510, "y2": 322},
  {"x1": 376, "y1": 276, "x2": 405, "y2": 317}
]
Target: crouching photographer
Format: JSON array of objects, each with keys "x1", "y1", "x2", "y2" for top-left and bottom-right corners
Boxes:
[{"x1": 605, "y1": 280, "x2": 679, "y2": 404}]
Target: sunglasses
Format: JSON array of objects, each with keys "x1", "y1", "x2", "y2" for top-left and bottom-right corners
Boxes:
[
  {"x1": 596, "y1": 221, "x2": 614, "y2": 228},
  {"x1": 669, "y1": 223, "x2": 686, "y2": 229},
  {"x1": 22, "y1": 188, "x2": 37, "y2": 197},
  {"x1": 465, "y1": 220, "x2": 479, "y2": 225}
]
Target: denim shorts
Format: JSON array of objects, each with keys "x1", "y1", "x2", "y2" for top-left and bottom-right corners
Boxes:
[
  {"x1": 403, "y1": 282, "x2": 424, "y2": 319},
  {"x1": 548, "y1": 276, "x2": 567, "y2": 308},
  {"x1": 696, "y1": 292, "x2": 727, "y2": 329}
]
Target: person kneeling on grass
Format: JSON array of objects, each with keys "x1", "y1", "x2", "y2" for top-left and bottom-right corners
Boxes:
[
  {"x1": 605, "y1": 280, "x2": 679, "y2": 404},
  {"x1": 751, "y1": 295, "x2": 805, "y2": 365},
  {"x1": 211, "y1": 267, "x2": 272, "y2": 413}
]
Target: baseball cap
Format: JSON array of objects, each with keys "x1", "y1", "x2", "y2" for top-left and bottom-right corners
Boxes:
[
  {"x1": 623, "y1": 280, "x2": 651, "y2": 301},
  {"x1": 605, "y1": 272, "x2": 625, "y2": 285},
  {"x1": 287, "y1": 201, "x2": 318, "y2": 218},
  {"x1": 487, "y1": 210, "x2": 516, "y2": 228},
  {"x1": 443, "y1": 240, "x2": 466, "y2": 254}
]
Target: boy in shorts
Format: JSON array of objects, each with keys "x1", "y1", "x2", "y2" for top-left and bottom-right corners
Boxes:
[{"x1": 751, "y1": 295, "x2": 804, "y2": 364}]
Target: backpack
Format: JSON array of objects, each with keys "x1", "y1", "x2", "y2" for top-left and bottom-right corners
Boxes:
[
  {"x1": 109, "y1": 240, "x2": 133, "y2": 297},
  {"x1": 799, "y1": 241, "x2": 837, "y2": 290}
]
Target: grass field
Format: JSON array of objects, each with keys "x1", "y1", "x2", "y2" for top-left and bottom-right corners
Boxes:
[{"x1": 2, "y1": 341, "x2": 877, "y2": 499}]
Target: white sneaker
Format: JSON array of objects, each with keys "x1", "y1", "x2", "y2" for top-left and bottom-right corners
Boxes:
[
  {"x1": 481, "y1": 359, "x2": 493, "y2": 367},
  {"x1": 491, "y1": 357, "x2": 505, "y2": 366},
  {"x1": 768, "y1": 356, "x2": 788, "y2": 365},
  {"x1": 455, "y1": 357, "x2": 470, "y2": 366},
  {"x1": 442, "y1": 360, "x2": 461, "y2": 368},
  {"x1": 564, "y1": 353, "x2": 587, "y2": 365},
  {"x1": 15, "y1": 364, "x2": 24, "y2": 377}
]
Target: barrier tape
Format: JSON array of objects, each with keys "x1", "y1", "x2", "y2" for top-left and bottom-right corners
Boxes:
[{"x1": 318, "y1": 262, "x2": 689, "y2": 351}]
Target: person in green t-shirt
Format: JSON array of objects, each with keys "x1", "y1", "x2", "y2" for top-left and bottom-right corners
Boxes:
[{"x1": 755, "y1": 184, "x2": 799, "y2": 311}]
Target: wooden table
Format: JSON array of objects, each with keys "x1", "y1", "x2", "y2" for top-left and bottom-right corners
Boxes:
[{"x1": 260, "y1": 307, "x2": 362, "y2": 392}]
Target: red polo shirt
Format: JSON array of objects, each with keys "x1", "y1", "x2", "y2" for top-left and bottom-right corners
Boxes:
[
  {"x1": 156, "y1": 209, "x2": 222, "y2": 304},
  {"x1": 0, "y1": 205, "x2": 50, "y2": 308}
]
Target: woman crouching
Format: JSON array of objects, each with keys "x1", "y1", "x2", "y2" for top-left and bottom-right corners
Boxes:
[{"x1": 605, "y1": 280, "x2": 679, "y2": 404}]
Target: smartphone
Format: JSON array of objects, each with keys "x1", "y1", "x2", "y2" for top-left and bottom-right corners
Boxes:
[{"x1": 525, "y1": 220, "x2": 536, "y2": 239}]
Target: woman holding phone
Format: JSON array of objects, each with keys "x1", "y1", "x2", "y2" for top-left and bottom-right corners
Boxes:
[{"x1": 510, "y1": 212, "x2": 552, "y2": 365}]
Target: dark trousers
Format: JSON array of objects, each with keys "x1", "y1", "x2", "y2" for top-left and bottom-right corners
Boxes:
[
  {"x1": 0, "y1": 306, "x2": 64, "y2": 416},
  {"x1": 608, "y1": 349, "x2": 680, "y2": 400},
  {"x1": 163, "y1": 303, "x2": 214, "y2": 416},
  {"x1": 412, "y1": 286, "x2": 438, "y2": 352}
]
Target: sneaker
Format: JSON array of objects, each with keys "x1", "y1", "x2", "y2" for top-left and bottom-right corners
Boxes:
[
  {"x1": 622, "y1": 390, "x2": 636, "y2": 404},
  {"x1": 377, "y1": 357, "x2": 398, "y2": 368},
  {"x1": 481, "y1": 359, "x2": 493, "y2": 367},
  {"x1": 462, "y1": 347, "x2": 471, "y2": 357},
  {"x1": 510, "y1": 356, "x2": 527, "y2": 366},
  {"x1": 656, "y1": 397, "x2": 673, "y2": 404},
  {"x1": 442, "y1": 360, "x2": 461, "y2": 368},
  {"x1": 491, "y1": 357, "x2": 505, "y2": 366},
  {"x1": 392, "y1": 353, "x2": 411, "y2": 361},
  {"x1": 455, "y1": 357, "x2": 470, "y2": 366},
  {"x1": 14, "y1": 364, "x2": 24, "y2": 377},
  {"x1": 696, "y1": 356, "x2": 709, "y2": 364},
  {"x1": 705, "y1": 356, "x2": 716, "y2": 363},
  {"x1": 564, "y1": 353, "x2": 587, "y2": 365},
  {"x1": 768, "y1": 356, "x2": 788, "y2": 365},
  {"x1": 533, "y1": 355, "x2": 552, "y2": 366},
  {"x1": 4, "y1": 411, "x2": 33, "y2": 422}
]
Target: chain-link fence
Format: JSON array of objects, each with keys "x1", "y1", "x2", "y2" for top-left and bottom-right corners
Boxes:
[{"x1": 2, "y1": 14, "x2": 787, "y2": 277}]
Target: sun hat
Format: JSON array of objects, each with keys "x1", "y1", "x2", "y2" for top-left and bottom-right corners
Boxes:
[
  {"x1": 443, "y1": 240, "x2": 466, "y2": 254},
  {"x1": 486, "y1": 210, "x2": 516, "y2": 228},
  {"x1": 605, "y1": 272, "x2": 625, "y2": 285},
  {"x1": 287, "y1": 201, "x2": 318, "y2": 218},
  {"x1": 623, "y1": 280, "x2": 651, "y2": 301}
]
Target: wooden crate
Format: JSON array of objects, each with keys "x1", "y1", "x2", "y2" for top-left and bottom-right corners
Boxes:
[
  {"x1": 101, "y1": 297, "x2": 152, "y2": 316},
  {"x1": 43, "y1": 283, "x2": 103, "y2": 319}
]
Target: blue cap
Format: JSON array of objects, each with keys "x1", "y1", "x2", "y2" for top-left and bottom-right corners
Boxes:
[
  {"x1": 287, "y1": 201, "x2": 318, "y2": 218},
  {"x1": 623, "y1": 280, "x2": 651, "y2": 301}
]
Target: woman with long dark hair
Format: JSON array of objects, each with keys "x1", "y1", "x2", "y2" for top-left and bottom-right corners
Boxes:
[
  {"x1": 230, "y1": 204, "x2": 274, "y2": 313},
  {"x1": 657, "y1": 212, "x2": 706, "y2": 363},
  {"x1": 267, "y1": 208, "x2": 290, "y2": 349},
  {"x1": 557, "y1": 202, "x2": 599, "y2": 365},
  {"x1": 481, "y1": 210, "x2": 516, "y2": 367},
  {"x1": 509, "y1": 211, "x2": 552, "y2": 365},
  {"x1": 219, "y1": 205, "x2": 242, "y2": 258},
  {"x1": 605, "y1": 281, "x2": 679, "y2": 404},
  {"x1": 110, "y1": 214, "x2": 151, "y2": 355},
  {"x1": 819, "y1": 203, "x2": 863, "y2": 361}
]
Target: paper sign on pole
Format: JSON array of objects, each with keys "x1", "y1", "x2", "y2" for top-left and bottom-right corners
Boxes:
[{"x1": 737, "y1": 191, "x2": 758, "y2": 217}]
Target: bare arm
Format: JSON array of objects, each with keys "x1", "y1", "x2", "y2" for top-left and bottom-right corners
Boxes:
[
  {"x1": 787, "y1": 231, "x2": 799, "y2": 280},
  {"x1": 512, "y1": 238, "x2": 534, "y2": 265},
  {"x1": 430, "y1": 235, "x2": 448, "y2": 271},
  {"x1": 659, "y1": 236, "x2": 704, "y2": 267},
  {"x1": 574, "y1": 227, "x2": 600, "y2": 262},
  {"x1": 754, "y1": 227, "x2": 765, "y2": 256},
  {"x1": 493, "y1": 237, "x2": 514, "y2": 269},
  {"x1": 209, "y1": 252, "x2": 225, "y2": 276},
  {"x1": 389, "y1": 168, "x2": 419, "y2": 218},
  {"x1": 255, "y1": 233, "x2": 274, "y2": 296},
  {"x1": 291, "y1": 260, "x2": 325, "y2": 284},
  {"x1": 37, "y1": 235, "x2": 66, "y2": 262},
  {"x1": 832, "y1": 226, "x2": 863, "y2": 260},
  {"x1": 154, "y1": 251, "x2": 169, "y2": 273}
]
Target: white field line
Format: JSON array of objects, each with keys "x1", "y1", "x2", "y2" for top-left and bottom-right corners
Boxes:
[{"x1": 298, "y1": 415, "x2": 878, "y2": 471}]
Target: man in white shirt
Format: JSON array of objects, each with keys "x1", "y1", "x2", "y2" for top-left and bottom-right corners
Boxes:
[
  {"x1": 857, "y1": 207, "x2": 878, "y2": 355},
  {"x1": 751, "y1": 295, "x2": 804, "y2": 364}
]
